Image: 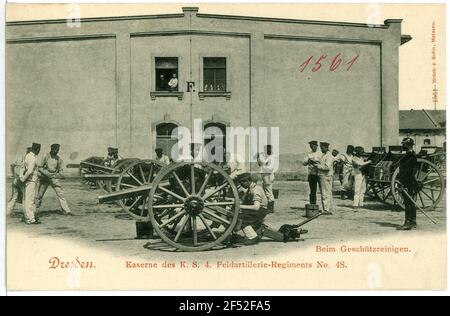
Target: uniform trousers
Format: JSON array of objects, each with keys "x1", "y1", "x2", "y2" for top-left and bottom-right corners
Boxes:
[
  {"x1": 307, "y1": 174, "x2": 320, "y2": 204},
  {"x1": 261, "y1": 173, "x2": 275, "y2": 202},
  {"x1": 353, "y1": 173, "x2": 367, "y2": 207},
  {"x1": 23, "y1": 181, "x2": 38, "y2": 223},
  {"x1": 319, "y1": 175, "x2": 333, "y2": 212},
  {"x1": 35, "y1": 178, "x2": 71, "y2": 214},
  {"x1": 7, "y1": 179, "x2": 23, "y2": 215}
]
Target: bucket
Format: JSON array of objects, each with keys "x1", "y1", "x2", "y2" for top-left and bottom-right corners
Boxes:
[
  {"x1": 305, "y1": 204, "x2": 319, "y2": 218},
  {"x1": 273, "y1": 189, "x2": 280, "y2": 199}
]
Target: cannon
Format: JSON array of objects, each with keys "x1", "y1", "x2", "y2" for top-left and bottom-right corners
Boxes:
[
  {"x1": 364, "y1": 146, "x2": 445, "y2": 211},
  {"x1": 98, "y1": 161, "x2": 241, "y2": 251},
  {"x1": 79, "y1": 157, "x2": 140, "y2": 192}
]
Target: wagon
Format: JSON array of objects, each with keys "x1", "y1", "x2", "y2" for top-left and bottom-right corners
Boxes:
[
  {"x1": 98, "y1": 161, "x2": 241, "y2": 251},
  {"x1": 365, "y1": 146, "x2": 445, "y2": 211}
]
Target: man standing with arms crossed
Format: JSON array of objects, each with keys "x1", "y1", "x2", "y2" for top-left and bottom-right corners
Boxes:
[
  {"x1": 302, "y1": 141, "x2": 323, "y2": 205},
  {"x1": 35, "y1": 144, "x2": 72, "y2": 216},
  {"x1": 20, "y1": 142, "x2": 41, "y2": 224}
]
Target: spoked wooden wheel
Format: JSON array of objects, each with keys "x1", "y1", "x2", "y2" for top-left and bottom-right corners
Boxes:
[
  {"x1": 96, "y1": 158, "x2": 140, "y2": 193},
  {"x1": 115, "y1": 159, "x2": 165, "y2": 220},
  {"x1": 148, "y1": 162, "x2": 240, "y2": 252},
  {"x1": 79, "y1": 156, "x2": 105, "y2": 189},
  {"x1": 368, "y1": 181, "x2": 398, "y2": 206},
  {"x1": 391, "y1": 158, "x2": 445, "y2": 211}
]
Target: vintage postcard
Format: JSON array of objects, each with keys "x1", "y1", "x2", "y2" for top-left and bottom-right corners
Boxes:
[{"x1": 3, "y1": 2, "x2": 447, "y2": 291}]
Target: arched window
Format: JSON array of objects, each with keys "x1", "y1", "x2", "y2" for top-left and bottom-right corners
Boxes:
[
  {"x1": 156, "y1": 122, "x2": 178, "y2": 160},
  {"x1": 204, "y1": 122, "x2": 226, "y2": 161}
]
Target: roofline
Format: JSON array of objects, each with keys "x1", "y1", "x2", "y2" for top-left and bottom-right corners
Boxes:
[
  {"x1": 6, "y1": 13, "x2": 185, "y2": 26},
  {"x1": 196, "y1": 13, "x2": 388, "y2": 28},
  {"x1": 6, "y1": 7, "x2": 389, "y2": 28}
]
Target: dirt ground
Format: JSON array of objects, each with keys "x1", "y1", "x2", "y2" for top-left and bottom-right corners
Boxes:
[{"x1": 6, "y1": 178, "x2": 446, "y2": 261}]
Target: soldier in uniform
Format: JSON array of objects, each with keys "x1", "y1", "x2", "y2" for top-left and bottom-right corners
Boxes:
[
  {"x1": 230, "y1": 173, "x2": 304, "y2": 245},
  {"x1": 257, "y1": 145, "x2": 276, "y2": 212},
  {"x1": 7, "y1": 147, "x2": 31, "y2": 216},
  {"x1": 20, "y1": 142, "x2": 41, "y2": 224},
  {"x1": 35, "y1": 144, "x2": 72, "y2": 216},
  {"x1": 313, "y1": 142, "x2": 334, "y2": 215},
  {"x1": 352, "y1": 146, "x2": 372, "y2": 210},
  {"x1": 397, "y1": 137, "x2": 418, "y2": 230},
  {"x1": 302, "y1": 141, "x2": 323, "y2": 205},
  {"x1": 155, "y1": 148, "x2": 170, "y2": 165},
  {"x1": 339, "y1": 145, "x2": 355, "y2": 199}
]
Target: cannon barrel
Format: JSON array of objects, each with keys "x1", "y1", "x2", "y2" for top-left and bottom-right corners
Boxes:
[
  {"x1": 80, "y1": 161, "x2": 115, "y2": 172},
  {"x1": 83, "y1": 174, "x2": 130, "y2": 180},
  {"x1": 98, "y1": 180, "x2": 170, "y2": 203}
]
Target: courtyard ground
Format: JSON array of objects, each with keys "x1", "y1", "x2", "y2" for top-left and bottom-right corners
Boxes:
[{"x1": 6, "y1": 178, "x2": 446, "y2": 262}]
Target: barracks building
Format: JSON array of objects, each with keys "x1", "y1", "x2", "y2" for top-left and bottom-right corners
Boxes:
[{"x1": 6, "y1": 7, "x2": 411, "y2": 176}]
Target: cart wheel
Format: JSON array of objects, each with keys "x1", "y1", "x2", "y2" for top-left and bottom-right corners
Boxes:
[
  {"x1": 368, "y1": 181, "x2": 398, "y2": 206},
  {"x1": 115, "y1": 159, "x2": 165, "y2": 220},
  {"x1": 79, "y1": 156, "x2": 105, "y2": 189},
  {"x1": 97, "y1": 158, "x2": 141, "y2": 193},
  {"x1": 391, "y1": 158, "x2": 445, "y2": 211},
  {"x1": 148, "y1": 162, "x2": 240, "y2": 252}
]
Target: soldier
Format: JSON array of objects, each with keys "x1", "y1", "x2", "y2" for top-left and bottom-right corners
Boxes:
[
  {"x1": 339, "y1": 145, "x2": 355, "y2": 199},
  {"x1": 397, "y1": 137, "x2": 418, "y2": 230},
  {"x1": 19, "y1": 142, "x2": 41, "y2": 224},
  {"x1": 155, "y1": 148, "x2": 170, "y2": 165},
  {"x1": 103, "y1": 147, "x2": 115, "y2": 167},
  {"x1": 257, "y1": 145, "x2": 276, "y2": 212},
  {"x1": 302, "y1": 140, "x2": 323, "y2": 205},
  {"x1": 7, "y1": 147, "x2": 31, "y2": 216},
  {"x1": 313, "y1": 142, "x2": 334, "y2": 215},
  {"x1": 352, "y1": 146, "x2": 372, "y2": 210},
  {"x1": 35, "y1": 144, "x2": 72, "y2": 216},
  {"x1": 229, "y1": 173, "x2": 305, "y2": 245}
]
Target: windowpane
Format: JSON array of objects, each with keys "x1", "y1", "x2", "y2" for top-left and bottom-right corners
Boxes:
[
  {"x1": 204, "y1": 57, "x2": 225, "y2": 68},
  {"x1": 156, "y1": 57, "x2": 178, "y2": 69},
  {"x1": 203, "y1": 57, "x2": 226, "y2": 91}
]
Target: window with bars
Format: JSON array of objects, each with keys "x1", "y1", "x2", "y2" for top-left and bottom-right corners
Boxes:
[{"x1": 203, "y1": 57, "x2": 226, "y2": 92}]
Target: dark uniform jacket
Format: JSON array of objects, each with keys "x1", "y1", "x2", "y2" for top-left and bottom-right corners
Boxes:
[{"x1": 398, "y1": 151, "x2": 418, "y2": 188}]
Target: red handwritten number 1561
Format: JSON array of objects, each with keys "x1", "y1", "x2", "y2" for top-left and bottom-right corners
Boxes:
[{"x1": 299, "y1": 54, "x2": 359, "y2": 72}]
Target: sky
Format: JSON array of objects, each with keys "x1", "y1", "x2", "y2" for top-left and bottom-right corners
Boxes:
[{"x1": 5, "y1": 1, "x2": 447, "y2": 110}]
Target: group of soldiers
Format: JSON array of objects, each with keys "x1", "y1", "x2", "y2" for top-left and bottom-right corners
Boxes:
[
  {"x1": 7, "y1": 137, "x2": 419, "y2": 241},
  {"x1": 302, "y1": 137, "x2": 419, "y2": 231},
  {"x1": 7, "y1": 142, "x2": 72, "y2": 225}
]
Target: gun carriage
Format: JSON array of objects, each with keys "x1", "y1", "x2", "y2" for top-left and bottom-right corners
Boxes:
[
  {"x1": 364, "y1": 146, "x2": 445, "y2": 211},
  {"x1": 97, "y1": 161, "x2": 241, "y2": 251}
]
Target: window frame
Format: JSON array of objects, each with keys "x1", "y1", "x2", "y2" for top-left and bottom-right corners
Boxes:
[
  {"x1": 198, "y1": 54, "x2": 231, "y2": 100},
  {"x1": 150, "y1": 55, "x2": 183, "y2": 100}
]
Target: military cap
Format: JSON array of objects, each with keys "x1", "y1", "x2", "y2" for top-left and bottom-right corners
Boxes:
[
  {"x1": 354, "y1": 146, "x2": 365, "y2": 154},
  {"x1": 155, "y1": 148, "x2": 163, "y2": 152},
  {"x1": 401, "y1": 137, "x2": 414, "y2": 147},
  {"x1": 308, "y1": 140, "x2": 318, "y2": 145},
  {"x1": 107, "y1": 147, "x2": 114, "y2": 152},
  {"x1": 236, "y1": 172, "x2": 253, "y2": 183},
  {"x1": 50, "y1": 144, "x2": 60, "y2": 150},
  {"x1": 26, "y1": 147, "x2": 32, "y2": 153},
  {"x1": 31, "y1": 143, "x2": 41, "y2": 151},
  {"x1": 320, "y1": 142, "x2": 330, "y2": 148}
]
